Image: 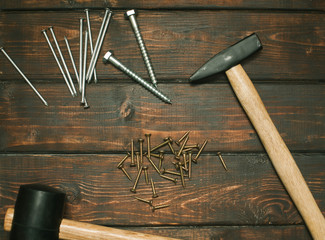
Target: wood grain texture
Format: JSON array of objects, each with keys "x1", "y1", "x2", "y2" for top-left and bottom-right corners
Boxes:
[
  {"x1": 0, "y1": 11, "x2": 324, "y2": 81},
  {"x1": 0, "y1": 153, "x2": 324, "y2": 226},
  {"x1": 0, "y1": 0, "x2": 324, "y2": 10},
  {"x1": 0, "y1": 225, "x2": 313, "y2": 240},
  {"x1": 0, "y1": 82, "x2": 324, "y2": 152}
]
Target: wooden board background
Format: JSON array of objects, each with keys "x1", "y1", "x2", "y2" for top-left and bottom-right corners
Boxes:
[{"x1": 0, "y1": 1, "x2": 324, "y2": 239}]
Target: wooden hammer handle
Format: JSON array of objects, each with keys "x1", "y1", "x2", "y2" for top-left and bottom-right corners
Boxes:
[
  {"x1": 226, "y1": 64, "x2": 325, "y2": 240},
  {"x1": 4, "y1": 208, "x2": 179, "y2": 240}
]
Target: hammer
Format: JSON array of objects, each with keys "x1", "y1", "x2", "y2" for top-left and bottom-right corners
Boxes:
[
  {"x1": 4, "y1": 184, "x2": 180, "y2": 240},
  {"x1": 189, "y1": 33, "x2": 325, "y2": 240}
]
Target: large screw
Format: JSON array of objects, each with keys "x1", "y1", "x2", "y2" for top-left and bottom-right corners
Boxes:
[
  {"x1": 48, "y1": 27, "x2": 77, "y2": 96},
  {"x1": 125, "y1": 9, "x2": 158, "y2": 88},
  {"x1": 41, "y1": 29, "x2": 75, "y2": 97},
  {"x1": 130, "y1": 166, "x2": 143, "y2": 193},
  {"x1": 0, "y1": 47, "x2": 48, "y2": 106},
  {"x1": 103, "y1": 51, "x2": 172, "y2": 104},
  {"x1": 86, "y1": 8, "x2": 112, "y2": 83},
  {"x1": 84, "y1": 9, "x2": 98, "y2": 83}
]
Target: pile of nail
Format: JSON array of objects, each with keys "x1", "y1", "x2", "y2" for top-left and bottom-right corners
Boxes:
[
  {"x1": 117, "y1": 131, "x2": 208, "y2": 212},
  {"x1": 1, "y1": 8, "x2": 172, "y2": 107}
]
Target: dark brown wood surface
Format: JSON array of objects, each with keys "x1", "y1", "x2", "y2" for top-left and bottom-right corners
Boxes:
[{"x1": 0, "y1": 1, "x2": 324, "y2": 240}]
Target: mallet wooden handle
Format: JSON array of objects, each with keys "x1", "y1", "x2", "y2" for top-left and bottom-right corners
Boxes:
[
  {"x1": 226, "y1": 64, "x2": 325, "y2": 240},
  {"x1": 4, "y1": 208, "x2": 179, "y2": 240}
]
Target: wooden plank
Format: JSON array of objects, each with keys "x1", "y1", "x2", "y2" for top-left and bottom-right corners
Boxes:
[
  {"x1": 0, "y1": 0, "x2": 324, "y2": 11},
  {"x1": 0, "y1": 153, "x2": 324, "y2": 227},
  {"x1": 0, "y1": 225, "x2": 312, "y2": 240},
  {"x1": 0, "y1": 82, "x2": 324, "y2": 152},
  {"x1": 0, "y1": 11, "x2": 324, "y2": 81}
]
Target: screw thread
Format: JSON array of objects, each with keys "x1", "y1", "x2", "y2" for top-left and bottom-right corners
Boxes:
[
  {"x1": 133, "y1": 28, "x2": 157, "y2": 86},
  {"x1": 112, "y1": 57, "x2": 171, "y2": 104}
]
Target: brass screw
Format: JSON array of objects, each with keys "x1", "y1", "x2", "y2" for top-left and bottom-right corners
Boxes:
[
  {"x1": 135, "y1": 197, "x2": 153, "y2": 206},
  {"x1": 188, "y1": 151, "x2": 192, "y2": 179},
  {"x1": 217, "y1": 151, "x2": 228, "y2": 171},
  {"x1": 138, "y1": 138, "x2": 144, "y2": 165},
  {"x1": 158, "y1": 150, "x2": 164, "y2": 169},
  {"x1": 150, "y1": 178, "x2": 158, "y2": 198},
  {"x1": 130, "y1": 139, "x2": 136, "y2": 167},
  {"x1": 150, "y1": 138, "x2": 171, "y2": 152},
  {"x1": 175, "y1": 135, "x2": 189, "y2": 159},
  {"x1": 164, "y1": 137, "x2": 176, "y2": 155},
  {"x1": 182, "y1": 152, "x2": 188, "y2": 170},
  {"x1": 143, "y1": 166, "x2": 149, "y2": 184},
  {"x1": 175, "y1": 131, "x2": 190, "y2": 146},
  {"x1": 185, "y1": 143, "x2": 200, "y2": 150},
  {"x1": 160, "y1": 174, "x2": 177, "y2": 184},
  {"x1": 178, "y1": 162, "x2": 186, "y2": 188},
  {"x1": 145, "y1": 133, "x2": 152, "y2": 159},
  {"x1": 146, "y1": 155, "x2": 161, "y2": 174},
  {"x1": 151, "y1": 204, "x2": 170, "y2": 212},
  {"x1": 118, "y1": 164, "x2": 132, "y2": 181},
  {"x1": 130, "y1": 166, "x2": 143, "y2": 193},
  {"x1": 135, "y1": 152, "x2": 140, "y2": 171},
  {"x1": 193, "y1": 139, "x2": 208, "y2": 163},
  {"x1": 162, "y1": 168, "x2": 188, "y2": 177},
  {"x1": 117, "y1": 152, "x2": 130, "y2": 168}
]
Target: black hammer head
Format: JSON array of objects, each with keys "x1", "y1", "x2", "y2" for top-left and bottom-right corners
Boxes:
[{"x1": 189, "y1": 33, "x2": 262, "y2": 82}]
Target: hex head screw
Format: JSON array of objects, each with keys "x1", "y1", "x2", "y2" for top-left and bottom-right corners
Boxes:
[{"x1": 125, "y1": 9, "x2": 158, "y2": 88}]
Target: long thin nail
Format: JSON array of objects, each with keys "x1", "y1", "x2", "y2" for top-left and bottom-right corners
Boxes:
[
  {"x1": 79, "y1": 18, "x2": 83, "y2": 93},
  {"x1": 48, "y1": 26, "x2": 77, "y2": 96},
  {"x1": 118, "y1": 164, "x2": 132, "y2": 181},
  {"x1": 41, "y1": 29, "x2": 74, "y2": 96},
  {"x1": 64, "y1": 36, "x2": 80, "y2": 85},
  {"x1": 193, "y1": 139, "x2": 208, "y2": 163},
  {"x1": 150, "y1": 178, "x2": 158, "y2": 198},
  {"x1": 81, "y1": 30, "x2": 88, "y2": 104},
  {"x1": 217, "y1": 151, "x2": 228, "y2": 171},
  {"x1": 130, "y1": 166, "x2": 143, "y2": 193},
  {"x1": 84, "y1": 9, "x2": 98, "y2": 83},
  {"x1": 0, "y1": 47, "x2": 48, "y2": 106},
  {"x1": 86, "y1": 9, "x2": 112, "y2": 82}
]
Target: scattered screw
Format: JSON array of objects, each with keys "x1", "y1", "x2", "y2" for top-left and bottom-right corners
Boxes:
[
  {"x1": 135, "y1": 197, "x2": 153, "y2": 206},
  {"x1": 185, "y1": 144, "x2": 200, "y2": 150},
  {"x1": 118, "y1": 164, "x2": 132, "y2": 181},
  {"x1": 146, "y1": 155, "x2": 161, "y2": 174},
  {"x1": 160, "y1": 174, "x2": 177, "y2": 184},
  {"x1": 145, "y1": 133, "x2": 152, "y2": 159},
  {"x1": 130, "y1": 139, "x2": 136, "y2": 167},
  {"x1": 217, "y1": 151, "x2": 228, "y2": 171},
  {"x1": 178, "y1": 162, "x2": 186, "y2": 188},
  {"x1": 162, "y1": 168, "x2": 188, "y2": 177},
  {"x1": 0, "y1": 47, "x2": 48, "y2": 106},
  {"x1": 143, "y1": 166, "x2": 149, "y2": 184},
  {"x1": 117, "y1": 153, "x2": 130, "y2": 168},
  {"x1": 151, "y1": 138, "x2": 172, "y2": 152},
  {"x1": 158, "y1": 151, "x2": 164, "y2": 170},
  {"x1": 151, "y1": 204, "x2": 170, "y2": 212},
  {"x1": 164, "y1": 137, "x2": 176, "y2": 155},
  {"x1": 103, "y1": 51, "x2": 172, "y2": 104},
  {"x1": 150, "y1": 178, "x2": 158, "y2": 198},
  {"x1": 193, "y1": 139, "x2": 208, "y2": 163},
  {"x1": 175, "y1": 131, "x2": 190, "y2": 146},
  {"x1": 125, "y1": 9, "x2": 158, "y2": 88},
  {"x1": 130, "y1": 166, "x2": 143, "y2": 193},
  {"x1": 175, "y1": 135, "x2": 189, "y2": 159},
  {"x1": 138, "y1": 138, "x2": 144, "y2": 165}
]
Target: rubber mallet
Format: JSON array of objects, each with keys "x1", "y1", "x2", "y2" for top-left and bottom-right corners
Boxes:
[
  {"x1": 4, "y1": 184, "x2": 180, "y2": 240},
  {"x1": 189, "y1": 33, "x2": 325, "y2": 240}
]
